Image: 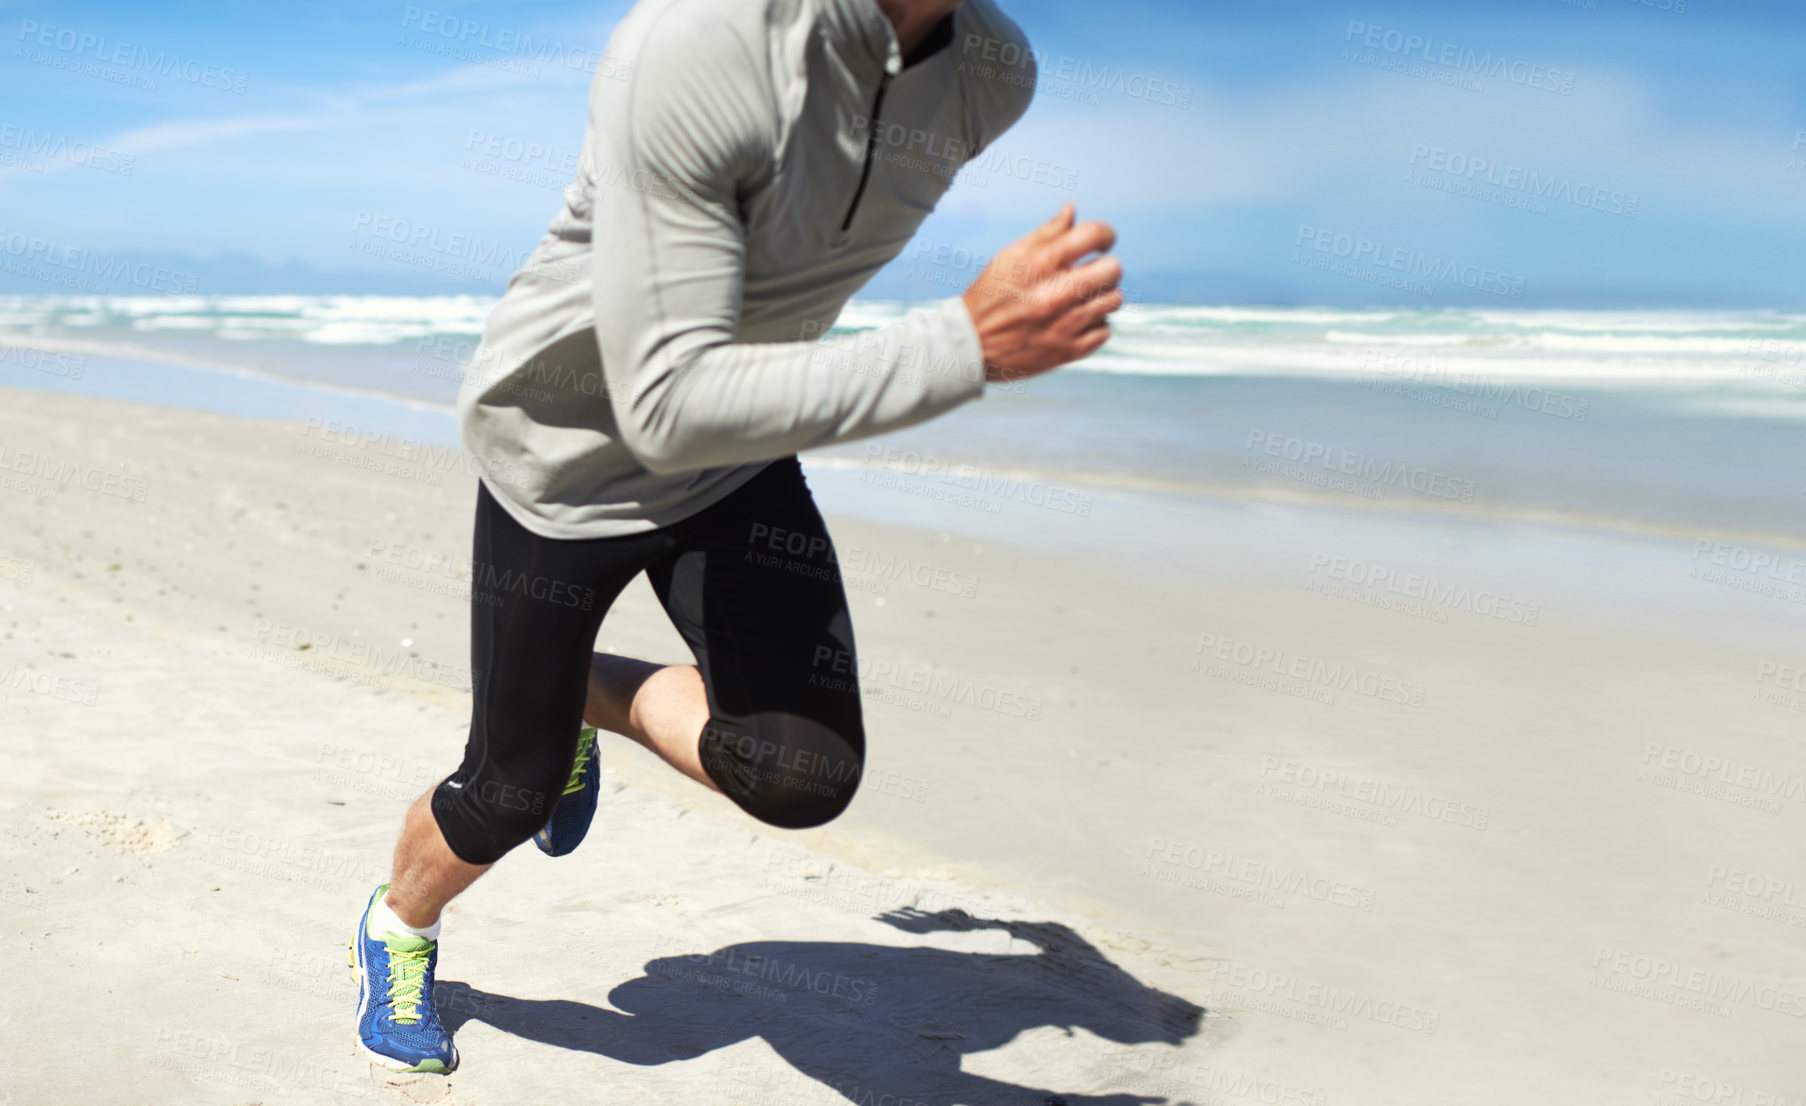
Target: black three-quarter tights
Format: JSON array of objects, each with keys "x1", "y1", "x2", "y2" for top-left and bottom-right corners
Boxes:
[{"x1": 431, "y1": 457, "x2": 865, "y2": 865}]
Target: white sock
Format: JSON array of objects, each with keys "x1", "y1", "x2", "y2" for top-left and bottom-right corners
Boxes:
[{"x1": 367, "y1": 893, "x2": 442, "y2": 942}]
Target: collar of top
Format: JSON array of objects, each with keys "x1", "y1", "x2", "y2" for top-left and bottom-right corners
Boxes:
[{"x1": 818, "y1": 0, "x2": 905, "y2": 78}]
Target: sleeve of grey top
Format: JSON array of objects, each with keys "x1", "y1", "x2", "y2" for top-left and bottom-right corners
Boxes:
[{"x1": 588, "y1": 8, "x2": 987, "y2": 477}]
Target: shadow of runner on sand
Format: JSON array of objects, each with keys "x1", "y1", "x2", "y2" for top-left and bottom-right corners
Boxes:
[{"x1": 436, "y1": 908, "x2": 1207, "y2": 1106}]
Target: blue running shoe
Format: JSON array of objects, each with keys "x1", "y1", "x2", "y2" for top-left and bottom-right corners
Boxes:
[
  {"x1": 533, "y1": 727, "x2": 600, "y2": 857},
  {"x1": 349, "y1": 884, "x2": 457, "y2": 1073}
]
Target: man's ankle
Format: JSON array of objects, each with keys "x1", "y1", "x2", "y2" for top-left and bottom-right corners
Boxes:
[{"x1": 373, "y1": 890, "x2": 443, "y2": 941}]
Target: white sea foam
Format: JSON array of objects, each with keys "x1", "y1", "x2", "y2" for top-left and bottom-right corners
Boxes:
[
  {"x1": 1323, "y1": 330, "x2": 1477, "y2": 347},
  {"x1": 2, "y1": 295, "x2": 1804, "y2": 391}
]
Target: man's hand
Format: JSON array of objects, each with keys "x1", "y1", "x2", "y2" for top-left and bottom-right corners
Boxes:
[{"x1": 961, "y1": 204, "x2": 1123, "y2": 384}]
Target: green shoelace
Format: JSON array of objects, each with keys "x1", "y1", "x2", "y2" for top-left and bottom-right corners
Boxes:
[
  {"x1": 563, "y1": 730, "x2": 596, "y2": 796},
  {"x1": 384, "y1": 940, "x2": 432, "y2": 1024}
]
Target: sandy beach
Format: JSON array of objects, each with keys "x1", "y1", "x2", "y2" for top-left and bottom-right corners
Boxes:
[
  {"x1": 2, "y1": 380, "x2": 1803, "y2": 1105},
  {"x1": 6, "y1": 0, "x2": 1802, "y2": 1094}
]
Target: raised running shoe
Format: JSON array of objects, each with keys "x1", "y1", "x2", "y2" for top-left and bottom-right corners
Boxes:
[{"x1": 533, "y1": 726, "x2": 600, "y2": 857}]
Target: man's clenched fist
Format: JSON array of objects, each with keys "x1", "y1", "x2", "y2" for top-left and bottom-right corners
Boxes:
[{"x1": 961, "y1": 204, "x2": 1124, "y2": 384}]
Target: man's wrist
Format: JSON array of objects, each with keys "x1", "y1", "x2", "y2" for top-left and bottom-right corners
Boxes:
[{"x1": 922, "y1": 296, "x2": 989, "y2": 401}]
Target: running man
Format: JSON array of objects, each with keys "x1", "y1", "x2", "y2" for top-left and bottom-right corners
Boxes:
[{"x1": 351, "y1": 0, "x2": 1122, "y2": 1072}]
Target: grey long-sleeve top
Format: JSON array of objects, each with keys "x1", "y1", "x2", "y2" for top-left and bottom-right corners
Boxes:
[{"x1": 456, "y1": 0, "x2": 1035, "y2": 538}]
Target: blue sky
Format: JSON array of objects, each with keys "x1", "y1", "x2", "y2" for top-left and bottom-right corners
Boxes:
[{"x1": 1, "y1": 0, "x2": 1803, "y2": 306}]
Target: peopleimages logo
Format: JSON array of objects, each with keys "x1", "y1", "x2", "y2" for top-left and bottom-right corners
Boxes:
[
  {"x1": 1143, "y1": 837, "x2": 1379, "y2": 912},
  {"x1": 1244, "y1": 429, "x2": 1477, "y2": 502},
  {"x1": 0, "y1": 342, "x2": 85, "y2": 381},
  {"x1": 1293, "y1": 224, "x2": 1525, "y2": 299},
  {"x1": 1707, "y1": 865, "x2": 1806, "y2": 910},
  {"x1": 0, "y1": 441, "x2": 149, "y2": 502},
  {"x1": 0, "y1": 230, "x2": 198, "y2": 295},
  {"x1": 1201, "y1": 960, "x2": 1441, "y2": 1034},
  {"x1": 1343, "y1": 21, "x2": 1576, "y2": 94},
  {"x1": 1591, "y1": 945, "x2": 1806, "y2": 1018},
  {"x1": 1361, "y1": 349, "x2": 1592, "y2": 421},
  {"x1": 860, "y1": 445, "x2": 1094, "y2": 517},
  {"x1": 1639, "y1": 743, "x2": 1804, "y2": 803},
  {"x1": 1407, "y1": 144, "x2": 1639, "y2": 218},
  {"x1": 958, "y1": 33, "x2": 1193, "y2": 109},
  {"x1": 349, "y1": 210, "x2": 531, "y2": 271},
  {"x1": 399, "y1": 7, "x2": 633, "y2": 77},
  {"x1": 16, "y1": 20, "x2": 249, "y2": 93},
  {"x1": 0, "y1": 124, "x2": 134, "y2": 175},
  {"x1": 1194, "y1": 631, "x2": 1428, "y2": 708},
  {"x1": 1307, "y1": 551, "x2": 1541, "y2": 625},
  {"x1": 1259, "y1": 756, "x2": 1491, "y2": 830}
]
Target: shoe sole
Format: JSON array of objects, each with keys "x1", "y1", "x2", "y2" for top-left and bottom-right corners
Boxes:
[{"x1": 360, "y1": 1044, "x2": 453, "y2": 1074}]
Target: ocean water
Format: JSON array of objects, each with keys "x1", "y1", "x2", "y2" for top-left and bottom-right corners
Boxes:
[{"x1": 2, "y1": 294, "x2": 1802, "y2": 544}]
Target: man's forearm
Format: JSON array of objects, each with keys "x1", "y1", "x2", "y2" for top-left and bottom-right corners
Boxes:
[{"x1": 609, "y1": 298, "x2": 986, "y2": 476}]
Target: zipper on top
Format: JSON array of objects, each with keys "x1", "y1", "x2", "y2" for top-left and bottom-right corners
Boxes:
[{"x1": 839, "y1": 75, "x2": 892, "y2": 234}]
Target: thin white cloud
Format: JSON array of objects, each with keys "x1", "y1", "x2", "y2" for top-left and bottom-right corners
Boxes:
[{"x1": 0, "y1": 54, "x2": 574, "y2": 183}]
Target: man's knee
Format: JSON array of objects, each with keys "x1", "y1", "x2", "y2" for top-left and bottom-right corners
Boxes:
[
  {"x1": 431, "y1": 768, "x2": 563, "y2": 864},
  {"x1": 699, "y1": 713, "x2": 864, "y2": 829},
  {"x1": 743, "y1": 768, "x2": 862, "y2": 828}
]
